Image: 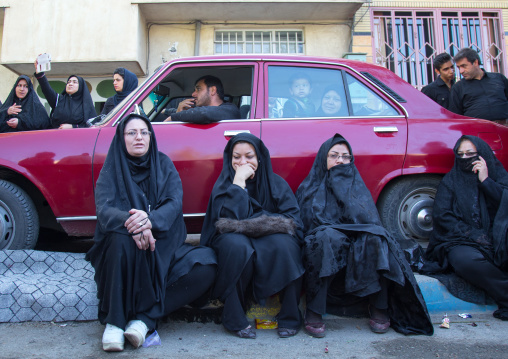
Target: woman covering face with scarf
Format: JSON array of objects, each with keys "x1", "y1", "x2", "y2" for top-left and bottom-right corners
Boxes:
[
  {"x1": 296, "y1": 134, "x2": 433, "y2": 338},
  {"x1": 201, "y1": 133, "x2": 304, "y2": 339},
  {"x1": 425, "y1": 135, "x2": 508, "y2": 321},
  {"x1": 101, "y1": 67, "x2": 138, "y2": 115},
  {"x1": 86, "y1": 114, "x2": 216, "y2": 352},
  {"x1": 0, "y1": 75, "x2": 50, "y2": 133},
  {"x1": 34, "y1": 58, "x2": 97, "y2": 129}
]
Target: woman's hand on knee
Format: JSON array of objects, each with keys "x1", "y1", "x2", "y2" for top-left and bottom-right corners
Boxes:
[
  {"x1": 125, "y1": 209, "x2": 152, "y2": 234},
  {"x1": 132, "y1": 229, "x2": 156, "y2": 251}
]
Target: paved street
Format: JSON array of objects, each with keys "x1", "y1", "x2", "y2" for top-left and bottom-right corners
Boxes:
[
  {"x1": 1, "y1": 232, "x2": 499, "y2": 358},
  {"x1": 1, "y1": 313, "x2": 507, "y2": 358}
]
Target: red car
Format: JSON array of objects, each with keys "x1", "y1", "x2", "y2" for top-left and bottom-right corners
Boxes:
[{"x1": 1, "y1": 55, "x2": 507, "y2": 250}]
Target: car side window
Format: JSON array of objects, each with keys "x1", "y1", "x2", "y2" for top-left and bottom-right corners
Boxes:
[
  {"x1": 345, "y1": 73, "x2": 398, "y2": 117},
  {"x1": 138, "y1": 65, "x2": 254, "y2": 122},
  {"x1": 268, "y1": 66, "x2": 348, "y2": 118}
]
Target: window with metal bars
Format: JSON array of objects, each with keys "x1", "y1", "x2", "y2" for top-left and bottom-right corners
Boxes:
[
  {"x1": 372, "y1": 9, "x2": 506, "y2": 89},
  {"x1": 215, "y1": 30, "x2": 304, "y2": 55}
]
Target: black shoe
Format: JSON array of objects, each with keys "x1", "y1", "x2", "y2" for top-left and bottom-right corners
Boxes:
[
  {"x1": 233, "y1": 325, "x2": 256, "y2": 339},
  {"x1": 277, "y1": 327, "x2": 298, "y2": 338}
]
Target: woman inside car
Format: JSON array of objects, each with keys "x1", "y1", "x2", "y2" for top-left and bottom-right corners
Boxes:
[
  {"x1": 0, "y1": 75, "x2": 50, "y2": 132},
  {"x1": 296, "y1": 134, "x2": 433, "y2": 338},
  {"x1": 86, "y1": 113, "x2": 217, "y2": 352},
  {"x1": 101, "y1": 67, "x2": 138, "y2": 115},
  {"x1": 425, "y1": 135, "x2": 508, "y2": 321},
  {"x1": 201, "y1": 133, "x2": 304, "y2": 339},
  {"x1": 316, "y1": 86, "x2": 348, "y2": 117},
  {"x1": 34, "y1": 58, "x2": 97, "y2": 128}
]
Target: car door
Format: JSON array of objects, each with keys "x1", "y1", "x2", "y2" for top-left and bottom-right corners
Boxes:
[
  {"x1": 93, "y1": 61, "x2": 261, "y2": 232},
  {"x1": 260, "y1": 62, "x2": 408, "y2": 201}
]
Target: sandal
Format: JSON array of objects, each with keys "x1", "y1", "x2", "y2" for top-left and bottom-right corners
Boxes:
[
  {"x1": 233, "y1": 325, "x2": 256, "y2": 339},
  {"x1": 277, "y1": 327, "x2": 298, "y2": 338}
]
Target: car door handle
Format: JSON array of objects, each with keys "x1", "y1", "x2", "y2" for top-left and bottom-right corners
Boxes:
[
  {"x1": 224, "y1": 130, "x2": 251, "y2": 137},
  {"x1": 373, "y1": 126, "x2": 398, "y2": 133}
]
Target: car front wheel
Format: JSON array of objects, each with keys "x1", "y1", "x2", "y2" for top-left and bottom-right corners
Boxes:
[
  {"x1": 377, "y1": 176, "x2": 442, "y2": 246},
  {"x1": 0, "y1": 180, "x2": 39, "y2": 250}
]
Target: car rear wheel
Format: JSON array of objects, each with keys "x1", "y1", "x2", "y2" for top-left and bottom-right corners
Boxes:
[
  {"x1": 0, "y1": 180, "x2": 39, "y2": 250},
  {"x1": 377, "y1": 176, "x2": 442, "y2": 246}
]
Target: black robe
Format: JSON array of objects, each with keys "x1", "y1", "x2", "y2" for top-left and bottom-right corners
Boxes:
[
  {"x1": 35, "y1": 72, "x2": 97, "y2": 128},
  {"x1": 101, "y1": 68, "x2": 138, "y2": 115},
  {"x1": 201, "y1": 133, "x2": 304, "y2": 303},
  {"x1": 86, "y1": 114, "x2": 215, "y2": 330},
  {"x1": 0, "y1": 75, "x2": 50, "y2": 133},
  {"x1": 423, "y1": 135, "x2": 508, "y2": 302},
  {"x1": 296, "y1": 134, "x2": 433, "y2": 336}
]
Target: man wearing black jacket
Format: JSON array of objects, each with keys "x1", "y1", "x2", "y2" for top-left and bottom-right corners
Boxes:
[
  {"x1": 421, "y1": 53, "x2": 455, "y2": 109},
  {"x1": 448, "y1": 48, "x2": 508, "y2": 123},
  {"x1": 164, "y1": 75, "x2": 240, "y2": 124}
]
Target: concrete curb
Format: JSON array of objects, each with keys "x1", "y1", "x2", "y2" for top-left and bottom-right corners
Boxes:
[{"x1": 0, "y1": 250, "x2": 497, "y2": 323}]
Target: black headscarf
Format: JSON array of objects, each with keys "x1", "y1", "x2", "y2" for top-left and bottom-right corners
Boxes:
[
  {"x1": 297, "y1": 133, "x2": 434, "y2": 336},
  {"x1": 297, "y1": 133, "x2": 380, "y2": 232},
  {"x1": 92, "y1": 113, "x2": 183, "y2": 234},
  {"x1": 51, "y1": 75, "x2": 96, "y2": 128},
  {"x1": 112, "y1": 68, "x2": 138, "y2": 106},
  {"x1": 200, "y1": 133, "x2": 303, "y2": 246},
  {"x1": 0, "y1": 75, "x2": 50, "y2": 133},
  {"x1": 426, "y1": 135, "x2": 508, "y2": 270}
]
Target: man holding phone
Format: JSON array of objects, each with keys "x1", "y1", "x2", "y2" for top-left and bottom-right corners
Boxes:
[{"x1": 164, "y1": 75, "x2": 240, "y2": 124}]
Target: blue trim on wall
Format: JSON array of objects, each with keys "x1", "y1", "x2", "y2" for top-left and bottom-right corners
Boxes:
[{"x1": 353, "y1": 32, "x2": 372, "y2": 36}]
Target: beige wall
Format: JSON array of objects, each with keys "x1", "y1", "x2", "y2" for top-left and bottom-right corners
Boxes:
[
  {"x1": 147, "y1": 22, "x2": 352, "y2": 75},
  {"x1": 1, "y1": 0, "x2": 142, "y2": 64},
  {"x1": 0, "y1": 9, "x2": 17, "y2": 102}
]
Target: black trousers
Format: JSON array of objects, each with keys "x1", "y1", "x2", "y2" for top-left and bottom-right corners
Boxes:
[
  {"x1": 307, "y1": 274, "x2": 388, "y2": 315},
  {"x1": 137, "y1": 263, "x2": 217, "y2": 330},
  {"x1": 448, "y1": 245, "x2": 508, "y2": 308},
  {"x1": 221, "y1": 255, "x2": 303, "y2": 331}
]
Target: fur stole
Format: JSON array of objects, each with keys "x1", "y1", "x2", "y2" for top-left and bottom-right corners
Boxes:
[{"x1": 215, "y1": 214, "x2": 297, "y2": 238}]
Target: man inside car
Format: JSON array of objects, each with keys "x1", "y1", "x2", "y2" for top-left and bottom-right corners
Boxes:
[{"x1": 164, "y1": 75, "x2": 240, "y2": 124}]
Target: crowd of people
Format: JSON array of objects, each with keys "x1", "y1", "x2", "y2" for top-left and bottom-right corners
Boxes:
[
  {"x1": 0, "y1": 58, "x2": 139, "y2": 133},
  {"x1": 1, "y1": 49, "x2": 507, "y2": 352}
]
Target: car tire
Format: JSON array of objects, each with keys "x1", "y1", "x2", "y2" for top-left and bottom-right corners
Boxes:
[
  {"x1": 0, "y1": 180, "x2": 39, "y2": 250},
  {"x1": 377, "y1": 176, "x2": 442, "y2": 245}
]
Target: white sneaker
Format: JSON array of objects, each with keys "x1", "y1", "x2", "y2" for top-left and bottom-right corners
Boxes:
[
  {"x1": 124, "y1": 320, "x2": 149, "y2": 349},
  {"x1": 102, "y1": 324, "x2": 124, "y2": 352}
]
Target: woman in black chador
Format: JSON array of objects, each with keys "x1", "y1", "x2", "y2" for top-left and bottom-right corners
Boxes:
[
  {"x1": 101, "y1": 67, "x2": 138, "y2": 115},
  {"x1": 34, "y1": 59, "x2": 96, "y2": 128},
  {"x1": 86, "y1": 114, "x2": 217, "y2": 352},
  {"x1": 201, "y1": 133, "x2": 304, "y2": 339},
  {"x1": 425, "y1": 135, "x2": 508, "y2": 321},
  {"x1": 0, "y1": 75, "x2": 50, "y2": 133},
  {"x1": 296, "y1": 134, "x2": 433, "y2": 338}
]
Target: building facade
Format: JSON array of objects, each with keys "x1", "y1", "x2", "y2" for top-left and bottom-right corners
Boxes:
[{"x1": 351, "y1": 1, "x2": 508, "y2": 89}]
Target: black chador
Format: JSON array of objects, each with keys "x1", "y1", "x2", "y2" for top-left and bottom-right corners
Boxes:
[
  {"x1": 201, "y1": 133, "x2": 304, "y2": 334},
  {"x1": 86, "y1": 114, "x2": 216, "y2": 331},
  {"x1": 296, "y1": 134, "x2": 433, "y2": 335},
  {"x1": 0, "y1": 75, "x2": 50, "y2": 132},
  {"x1": 424, "y1": 135, "x2": 508, "y2": 320}
]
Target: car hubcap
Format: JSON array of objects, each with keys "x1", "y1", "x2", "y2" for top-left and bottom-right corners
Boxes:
[
  {"x1": 0, "y1": 200, "x2": 15, "y2": 249},
  {"x1": 397, "y1": 188, "x2": 436, "y2": 241}
]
